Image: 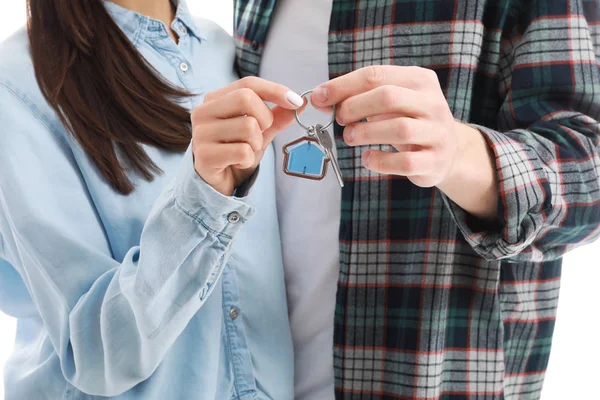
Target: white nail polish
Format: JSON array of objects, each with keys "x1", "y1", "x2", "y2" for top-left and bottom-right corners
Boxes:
[{"x1": 286, "y1": 90, "x2": 304, "y2": 108}]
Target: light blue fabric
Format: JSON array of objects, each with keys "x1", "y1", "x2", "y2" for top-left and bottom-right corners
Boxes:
[{"x1": 0, "y1": 1, "x2": 293, "y2": 399}]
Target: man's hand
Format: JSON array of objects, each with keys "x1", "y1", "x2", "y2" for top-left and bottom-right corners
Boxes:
[{"x1": 311, "y1": 66, "x2": 498, "y2": 220}]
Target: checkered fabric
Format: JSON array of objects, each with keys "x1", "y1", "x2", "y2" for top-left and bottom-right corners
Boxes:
[{"x1": 234, "y1": 1, "x2": 600, "y2": 398}]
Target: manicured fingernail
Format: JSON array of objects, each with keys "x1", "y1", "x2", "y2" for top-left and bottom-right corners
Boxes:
[
  {"x1": 363, "y1": 150, "x2": 371, "y2": 166},
  {"x1": 314, "y1": 86, "x2": 329, "y2": 103},
  {"x1": 345, "y1": 127, "x2": 355, "y2": 143},
  {"x1": 286, "y1": 90, "x2": 304, "y2": 108}
]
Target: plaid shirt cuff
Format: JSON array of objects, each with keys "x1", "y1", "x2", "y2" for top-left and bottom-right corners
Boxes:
[{"x1": 442, "y1": 124, "x2": 551, "y2": 261}]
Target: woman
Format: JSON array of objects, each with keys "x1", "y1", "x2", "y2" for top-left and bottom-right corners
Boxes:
[{"x1": 0, "y1": 0, "x2": 305, "y2": 399}]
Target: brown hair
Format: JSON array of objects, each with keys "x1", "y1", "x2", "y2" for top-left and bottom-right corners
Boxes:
[{"x1": 27, "y1": 0, "x2": 192, "y2": 194}]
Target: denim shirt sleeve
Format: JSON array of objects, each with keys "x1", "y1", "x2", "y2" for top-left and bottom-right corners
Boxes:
[{"x1": 0, "y1": 84, "x2": 253, "y2": 396}]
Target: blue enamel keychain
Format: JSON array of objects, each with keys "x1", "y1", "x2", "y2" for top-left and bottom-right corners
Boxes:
[{"x1": 283, "y1": 90, "x2": 344, "y2": 187}]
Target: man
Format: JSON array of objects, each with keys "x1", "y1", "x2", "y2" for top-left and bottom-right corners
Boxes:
[{"x1": 233, "y1": 0, "x2": 600, "y2": 398}]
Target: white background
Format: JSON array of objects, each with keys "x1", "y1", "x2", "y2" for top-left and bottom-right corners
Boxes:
[{"x1": 0, "y1": 1, "x2": 599, "y2": 399}]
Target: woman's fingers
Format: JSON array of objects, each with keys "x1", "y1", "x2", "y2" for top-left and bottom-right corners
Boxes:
[
  {"x1": 193, "y1": 89, "x2": 275, "y2": 131},
  {"x1": 193, "y1": 142, "x2": 256, "y2": 172},
  {"x1": 195, "y1": 116, "x2": 263, "y2": 152},
  {"x1": 262, "y1": 102, "x2": 308, "y2": 145},
  {"x1": 203, "y1": 76, "x2": 303, "y2": 110}
]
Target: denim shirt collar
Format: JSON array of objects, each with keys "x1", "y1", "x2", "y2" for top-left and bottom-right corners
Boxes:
[{"x1": 104, "y1": 0, "x2": 206, "y2": 44}]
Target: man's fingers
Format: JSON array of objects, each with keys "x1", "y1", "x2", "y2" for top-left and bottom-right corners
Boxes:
[
  {"x1": 204, "y1": 76, "x2": 303, "y2": 110},
  {"x1": 362, "y1": 149, "x2": 433, "y2": 176},
  {"x1": 194, "y1": 89, "x2": 275, "y2": 131},
  {"x1": 344, "y1": 118, "x2": 436, "y2": 147},
  {"x1": 311, "y1": 103, "x2": 335, "y2": 115},
  {"x1": 311, "y1": 66, "x2": 440, "y2": 107},
  {"x1": 337, "y1": 86, "x2": 430, "y2": 125},
  {"x1": 366, "y1": 114, "x2": 398, "y2": 122}
]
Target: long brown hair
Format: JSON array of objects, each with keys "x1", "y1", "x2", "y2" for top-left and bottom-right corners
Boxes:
[{"x1": 27, "y1": 0, "x2": 192, "y2": 194}]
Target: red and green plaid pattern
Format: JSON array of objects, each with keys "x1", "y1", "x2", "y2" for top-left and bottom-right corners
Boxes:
[{"x1": 234, "y1": 0, "x2": 600, "y2": 398}]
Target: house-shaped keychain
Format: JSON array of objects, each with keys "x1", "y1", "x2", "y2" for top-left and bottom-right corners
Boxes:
[{"x1": 283, "y1": 137, "x2": 329, "y2": 180}]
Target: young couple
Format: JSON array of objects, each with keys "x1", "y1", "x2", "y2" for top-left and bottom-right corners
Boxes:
[{"x1": 1, "y1": 0, "x2": 599, "y2": 399}]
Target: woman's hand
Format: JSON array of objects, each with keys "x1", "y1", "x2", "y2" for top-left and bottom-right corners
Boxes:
[{"x1": 191, "y1": 77, "x2": 304, "y2": 196}]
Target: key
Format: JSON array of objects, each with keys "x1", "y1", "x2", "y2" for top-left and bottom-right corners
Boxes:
[
  {"x1": 315, "y1": 124, "x2": 344, "y2": 187},
  {"x1": 284, "y1": 89, "x2": 342, "y2": 185}
]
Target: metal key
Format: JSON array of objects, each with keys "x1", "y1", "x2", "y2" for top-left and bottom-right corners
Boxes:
[{"x1": 315, "y1": 124, "x2": 344, "y2": 187}]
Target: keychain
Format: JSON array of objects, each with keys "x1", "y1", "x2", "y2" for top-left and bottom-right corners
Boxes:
[{"x1": 282, "y1": 90, "x2": 344, "y2": 187}]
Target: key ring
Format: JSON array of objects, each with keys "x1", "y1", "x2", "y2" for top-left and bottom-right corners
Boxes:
[{"x1": 294, "y1": 90, "x2": 336, "y2": 131}]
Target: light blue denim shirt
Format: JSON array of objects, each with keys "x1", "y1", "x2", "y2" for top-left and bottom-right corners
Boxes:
[{"x1": 0, "y1": 2, "x2": 293, "y2": 399}]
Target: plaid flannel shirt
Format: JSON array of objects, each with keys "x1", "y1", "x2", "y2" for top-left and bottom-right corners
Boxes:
[{"x1": 234, "y1": 1, "x2": 600, "y2": 399}]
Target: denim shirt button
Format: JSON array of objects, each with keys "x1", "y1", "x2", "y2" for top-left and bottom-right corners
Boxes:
[{"x1": 227, "y1": 211, "x2": 241, "y2": 224}]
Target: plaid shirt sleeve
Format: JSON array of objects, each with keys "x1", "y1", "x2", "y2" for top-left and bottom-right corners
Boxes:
[{"x1": 443, "y1": 0, "x2": 600, "y2": 262}]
